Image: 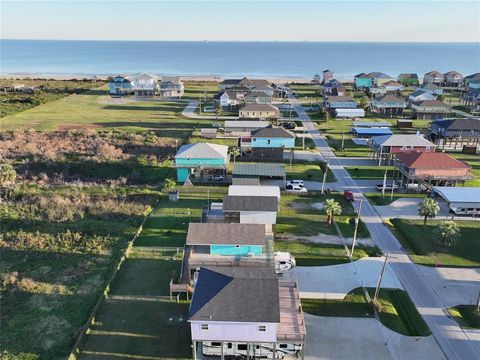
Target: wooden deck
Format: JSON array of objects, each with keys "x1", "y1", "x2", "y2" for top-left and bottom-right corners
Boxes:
[{"x1": 277, "y1": 281, "x2": 306, "y2": 343}]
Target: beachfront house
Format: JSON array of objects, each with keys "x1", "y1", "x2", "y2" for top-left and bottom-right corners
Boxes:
[
  {"x1": 249, "y1": 85, "x2": 275, "y2": 97},
  {"x1": 239, "y1": 104, "x2": 280, "y2": 120},
  {"x1": 398, "y1": 73, "x2": 419, "y2": 86},
  {"x1": 322, "y1": 70, "x2": 334, "y2": 84},
  {"x1": 443, "y1": 71, "x2": 464, "y2": 87},
  {"x1": 354, "y1": 73, "x2": 373, "y2": 89},
  {"x1": 369, "y1": 72, "x2": 394, "y2": 87},
  {"x1": 218, "y1": 91, "x2": 242, "y2": 108},
  {"x1": 244, "y1": 91, "x2": 273, "y2": 104},
  {"x1": 462, "y1": 88, "x2": 480, "y2": 111},
  {"x1": 410, "y1": 100, "x2": 450, "y2": 120},
  {"x1": 408, "y1": 90, "x2": 436, "y2": 103},
  {"x1": 423, "y1": 71, "x2": 443, "y2": 85},
  {"x1": 419, "y1": 83, "x2": 444, "y2": 96},
  {"x1": 251, "y1": 125, "x2": 296, "y2": 149},
  {"x1": 369, "y1": 134, "x2": 436, "y2": 165},
  {"x1": 159, "y1": 76, "x2": 184, "y2": 97},
  {"x1": 370, "y1": 94, "x2": 406, "y2": 115},
  {"x1": 465, "y1": 73, "x2": 480, "y2": 88},
  {"x1": 174, "y1": 143, "x2": 229, "y2": 182},
  {"x1": 382, "y1": 80, "x2": 404, "y2": 92},
  {"x1": 324, "y1": 95, "x2": 357, "y2": 109},
  {"x1": 131, "y1": 73, "x2": 158, "y2": 96},
  {"x1": 108, "y1": 75, "x2": 133, "y2": 95},
  {"x1": 323, "y1": 79, "x2": 343, "y2": 94},
  {"x1": 188, "y1": 267, "x2": 305, "y2": 360},
  {"x1": 395, "y1": 152, "x2": 472, "y2": 188}
]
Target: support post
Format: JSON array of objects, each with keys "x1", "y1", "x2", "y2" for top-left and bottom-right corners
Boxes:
[
  {"x1": 373, "y1": 254, "x2": 389, "y2": 305},
  {"x1": 221, "y1": 341, "x2": 224, "y2": 360},
  {"x1": 192, "y1": 341, "x2": 197, "y2": 360},
  {"x1": 350, "y1": 198, "x2": 363, "y2": 258},
  {"x1": 272, "y1": 342, "x2": 276, "y2": 360},
  {"x1": 382, "y1": 168, "x2": 387, "y2": 198}
]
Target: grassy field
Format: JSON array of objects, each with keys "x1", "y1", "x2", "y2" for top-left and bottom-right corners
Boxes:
[
  {"x1": 302, "y1": 288, "x2": 373, "y2": 317},
  {"x1": 345, "y1": 166, "x2": 395, "y2": 180},
  {"x1": 365, "y1": 192, "x2": 425, "y2": 206},
  {"x1": 0, "y1": 79, "x2": 107, "y2": 117},
  {"x1": 285, "y1": 161, "x2": 337, "y2": 182},
  {"x1": 275, "y1": 241, "x2": 377, "y2": 266},
  {"x1": 448, "y1": 305, "x2": 480, "y2": 329},
  {"x1": 390, "y1": 219, "x2": 480, "y2": 267},
  {"x1": 0, "y1": 185, "x2": 156, "y2": 360},
  {"x1": 303, "y1": 288, "x2": 430, "y2": 336},
  {"x1": 447, "y1": 152, "x2": 480, "y2": 187}
]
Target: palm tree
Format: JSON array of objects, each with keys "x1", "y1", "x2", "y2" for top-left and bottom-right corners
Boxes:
[
  {"x1": 418, "y1": 197, "x2": 440, "y2": 225},
  {"x1": 162, "y1": 178, "x2": 176, "y2": 192},
  {"x1": 215, "y1": 104, "x2": 223, "y2": 120},
  {"x1": 359, "y1": 96, "x2": 370, "y2": 110},
  {"x1": 435, "y1": 221, "x2": 460, "y2": 247},
  {"x1": 229, "y1": 147, "x2": 241, "y2": 164},
  {"x1": 324, "y1": 198, "x2": 342, "y2": 225}
]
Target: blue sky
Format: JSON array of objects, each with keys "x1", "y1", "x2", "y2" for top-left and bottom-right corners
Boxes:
[{"x1": 1, "y1": 1, "x2": 479, "y2": 42}]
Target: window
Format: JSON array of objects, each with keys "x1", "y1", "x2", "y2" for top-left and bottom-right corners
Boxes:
[
  {"x1": 258, "y1": 325, "x2": 267, "y2": 332},
  {"x1": 279, "y1": 344, "x2": 288, "y2": 349},
  {"x1": 201, "y1": 324, "x2": 209, "y2": 331},
  {"x1": 211, "y1": 342, "x2": 221, "y2": 347},
  {"x1": 227, "y1": 343, "x2": 232, "y2": 349},
  {"x1": 267, "y1": 139, "x2": 271, "y2": 145},
  {"x1": 238, "y1": 344, "x2": 248, "y2": 351}
]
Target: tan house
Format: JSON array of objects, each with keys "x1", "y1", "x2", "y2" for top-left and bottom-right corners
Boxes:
[{"x1": 239, "y1": 104, "x2": 280, "y2": 119}]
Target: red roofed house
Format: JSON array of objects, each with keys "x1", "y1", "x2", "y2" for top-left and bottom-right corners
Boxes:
[{"x1": 395, "y1": 152, "x2": 472, "y2": 187}]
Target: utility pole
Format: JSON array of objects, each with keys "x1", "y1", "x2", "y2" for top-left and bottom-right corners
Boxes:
[
  {"x1": 341, "y1": 132, "x2": 345, "y2": 151},
  {"x1": 373, "y1": 253, "x2": 389, "y2": 306},
  {"x1": 382, "y1": 168, "x2": 388, "y2": 198},
  {"x1": 321, "y1": 164, "x2": 329, "y2": 195},
  {"x1": 302, "y1": 128, "x2": 305, "y2": 150},
  {"x1": 476, "y1": 288, "x2": 480, "y2": 312},
  {"x1": 350, "y1": 198, "x2": 363, "y2": 259}
]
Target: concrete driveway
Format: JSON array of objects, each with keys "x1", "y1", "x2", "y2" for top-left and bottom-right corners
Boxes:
[
  {"x1": 416, "y1": 266, "x2": 480, "y2": 307},
  {"x1": 283, "y1": 257, "x2": 402, "y2": 299},
  {"x1": 304, "y1": 314, "x2": 446, "y2": 360},
  {"x1": 373, "y1": 198, "x2": 451, "y2": 219}
]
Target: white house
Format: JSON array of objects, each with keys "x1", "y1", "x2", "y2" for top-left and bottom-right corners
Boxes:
[
  {"x1": 408, "y1": 90, "x2": 436, "y2": 103},
  {"x1": 131, "y1": 73, "x2": 158, "y2": 96},
  {"x1": 219, "y1": 91, "x2": 242, "y2": 108},
  {"x1": 159, "y1": 76, "x2": 184, "y2": 97}
]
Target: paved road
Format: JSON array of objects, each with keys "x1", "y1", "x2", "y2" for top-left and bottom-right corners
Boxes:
[{"x1": 288, "y1": 92, "x2": 480, "y2": 360}]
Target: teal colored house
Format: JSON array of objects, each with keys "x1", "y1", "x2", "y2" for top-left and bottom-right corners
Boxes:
[
  {"x1": 109, "y1": 75, "x2": 132, "y2": 95},
  {"x1": 251, "y1": 125, "x2": 296, "y2": 148},
  {"x1": 174, "y1": 143, "x2": 229, "y2": 182},
  {"x1": 354, "y1": 73, "x2": 373, "y2": 89}
]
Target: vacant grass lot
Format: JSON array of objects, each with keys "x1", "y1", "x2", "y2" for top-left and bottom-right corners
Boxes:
[
  {"x1": 0, "y1": 185, "x2": 155, "y2": 360},
  {"x1": 365, "y1": 192, "x2": 425, "y2": 206},
  {"x1": 345, "y1": 166, "x2": 395, "y2": 180},
  {"x1": 448, "y1": 305, "x2": 480, "y2": 329},
  {"x1": 303, "y1": 288, "x2": 430, "y2": 336},
  {"x1": 390, "y1": 219, "x2": 480, "y2": 267}
]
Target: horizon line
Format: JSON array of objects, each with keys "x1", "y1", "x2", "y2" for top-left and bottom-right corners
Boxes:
[{"x1": 2, "y1": 38, "x2": 479, "y2": 44}]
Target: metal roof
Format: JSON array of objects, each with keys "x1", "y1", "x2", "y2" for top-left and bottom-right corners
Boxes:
[
  {"x1": 228, "y1": 185, "x2": 281, "y2": 199},
  {"x1": 352, "y1": 127, "x2": 393, "y2": 136},
  {"x1": 433, "y1": 186, "x2": 480, "y2": 204},
  {"x1": 175, "y1": 143, "x2": 229, "y2": 159},
  {"x1": 352, "y1": 121, "x2": 392, "y2": 127},
  {"x1": 371, "y1": 134, "x2": 435, "y2": 147},
  {"x1": 224, "y1": 121, "x2": 270, "y2": 129},
  {"x1": 233, "y1": 163, "x2": 285, "y2": 177},
  {"x1": 188, "y1": 267, "x2": 280, "y2": 323},
  {"x1": 223, "y1": 195, "x2": 279, "y2": 212},
  {"x1": 186, "y1": 223, "x2": 266, "y2": 246}
]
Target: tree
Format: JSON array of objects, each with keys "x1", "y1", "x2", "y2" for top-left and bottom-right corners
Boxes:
[
  {"x1": 229, "y1": 147, "x2": 241, "y2": 164},
  {"x1": 215, "y1": 104, "x2": 223, "y2": 120},
  {"x1": 324, "y1": 198, "x2": 342, "y2": 225},
  {"x1": 435, "y1": 220, "x2": 460, "y2": 247},
  {"x1": 418, "y1": 197, "x2": 440, "y2": 225},
  {"x1": 162, "y1": 178, "x2": 177, "y2": 192},
  {"x1": 0, "y1": 164, "x2": 16, "y2": 185},
  {"x1": 359, "y1": 96, "x2": 370, "y2": 110}
]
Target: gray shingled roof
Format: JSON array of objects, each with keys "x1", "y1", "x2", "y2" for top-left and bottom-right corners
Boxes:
[
  {"x1": 223, "y1": 195, "x2": 279, "y2": 212},
  {"x1": 188, "y1": 266, "x2": 280, "y2": 323},
  {"x1": 398, "y1": 73, "x2": 418, "y2": 79},
  {"x1": 432, "y1": 118, "x2": 480, "y2": 131},
  {"x1": 251, "y1": 125, "x2": 295, "y2": 139},
  {"x1": 244, "y1": 91, "x2": 271, "y2": 98},
  {"x1": 186, "y1": 223, "x2": 266, "y2": 246},
  {"x1": 240, "y1": 103, "x2": 279, "y2": 112},
  {"x1": 175, "y1": 143, "x2": 229, "y2": 159}
]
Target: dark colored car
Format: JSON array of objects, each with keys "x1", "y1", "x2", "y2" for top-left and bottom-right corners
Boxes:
[
  {"x1": 282, "y1": 122, "x2": 296, "y2": 130},
  {"x1": 344, "y1": 190, "x2": 354, "y2": 202}
]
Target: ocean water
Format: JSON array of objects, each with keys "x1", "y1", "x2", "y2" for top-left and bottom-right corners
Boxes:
[{"x1": 1, "y1": 39, "x2": 479, "y2": 79}]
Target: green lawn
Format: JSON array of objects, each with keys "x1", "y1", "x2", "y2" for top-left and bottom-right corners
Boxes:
[
  {"x1": 345, "y1": 166, "x2": 395, "y2": 180},
  {"x1": 182, "y1": 81, "x2": 219, "y2": 100},
  {"x1": 302, "y1": 288, "x2": 373, "y2": 317},
  {"x1": 365, "y1": 192, "x2": 425, "y2": 206},
  {"x1": 285, "y1": 161, "x2": 336, "y2": 183},
  {"x1": 390, "y1": 219, "x2": 480, "y2": 267},
  {"x1": 447, "y1": 153, "x2": 480, "y2": 187},
  {"x1": 448, "y1": 305, "x2": 480, "y2": 329},
  {"x1": 275, "y1": 241, "x2": 377, "y2": 266},
  {"x1": 303, "y1": 288, "x2": 430, "y2": 336}
]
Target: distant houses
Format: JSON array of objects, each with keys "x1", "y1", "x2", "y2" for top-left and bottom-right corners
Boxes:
[
  {"x1": 410, "y1": 100, "x2": 450, "y2": 120},
  {"x1": 370, "y1": 94, "x2": 406, "y2": 116},
  {"x1": 423, "y1": 71, "x2": 443, "y2": 85},
  {"x1": 418, "y1": 83, "x2": 443, "y2": 96},
  {"x1": 429, "y1": 118, "x2": 480, "y2": 148},
  {"x1": 408, "y1": 89, "x2": 436, "y2": 103},
  {"x1": 108, "y1": 74, "x2": 184, "y2": 97},
  {"x1": 239, "y1": 104, "x2": 280, "y2": 120},
  {"x1": 443, "y1": 71, "x2": 464, "y2": 87},
  {"x1": 322, "y1": 69, "x2": 334, "y2": 84},
  {"x1": 398, "y1": 73, "x2": 419, "y2": 86},
  {"x1": 324, "y1": 95, "x2": 357, "y2": 109}
]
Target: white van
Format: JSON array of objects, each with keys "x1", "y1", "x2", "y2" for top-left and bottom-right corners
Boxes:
[{"x1": 202, "y1": 341, "x2": 302, "y2": 359}]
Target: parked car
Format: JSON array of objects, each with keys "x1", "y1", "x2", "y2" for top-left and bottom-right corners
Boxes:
[
  {"x1": 212, "y1": 123, "x2": 221, "y2": 128},
  {"x1": 208, "y1": 174, "x2": 224, "y2": 182},
  {"x1": 285, "y1": 184, "x2": 307, "y2": 193},
  {"x1": 286, "y1": 180, "x2": 304, "y2": 187},
  {"x1": 376, "y1": 183, "x2": 398, "y2": 192},
  {"x1": 344, "y1": 190, "x2": 354, "y2": 202},
  {"x1": 282, "y1": 122, "x2": 296, "y2": 130}
]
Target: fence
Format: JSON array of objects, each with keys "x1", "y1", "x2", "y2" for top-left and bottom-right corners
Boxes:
[{"x1": 67, "y1": 213, "x2": 150, "y2": 360}]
